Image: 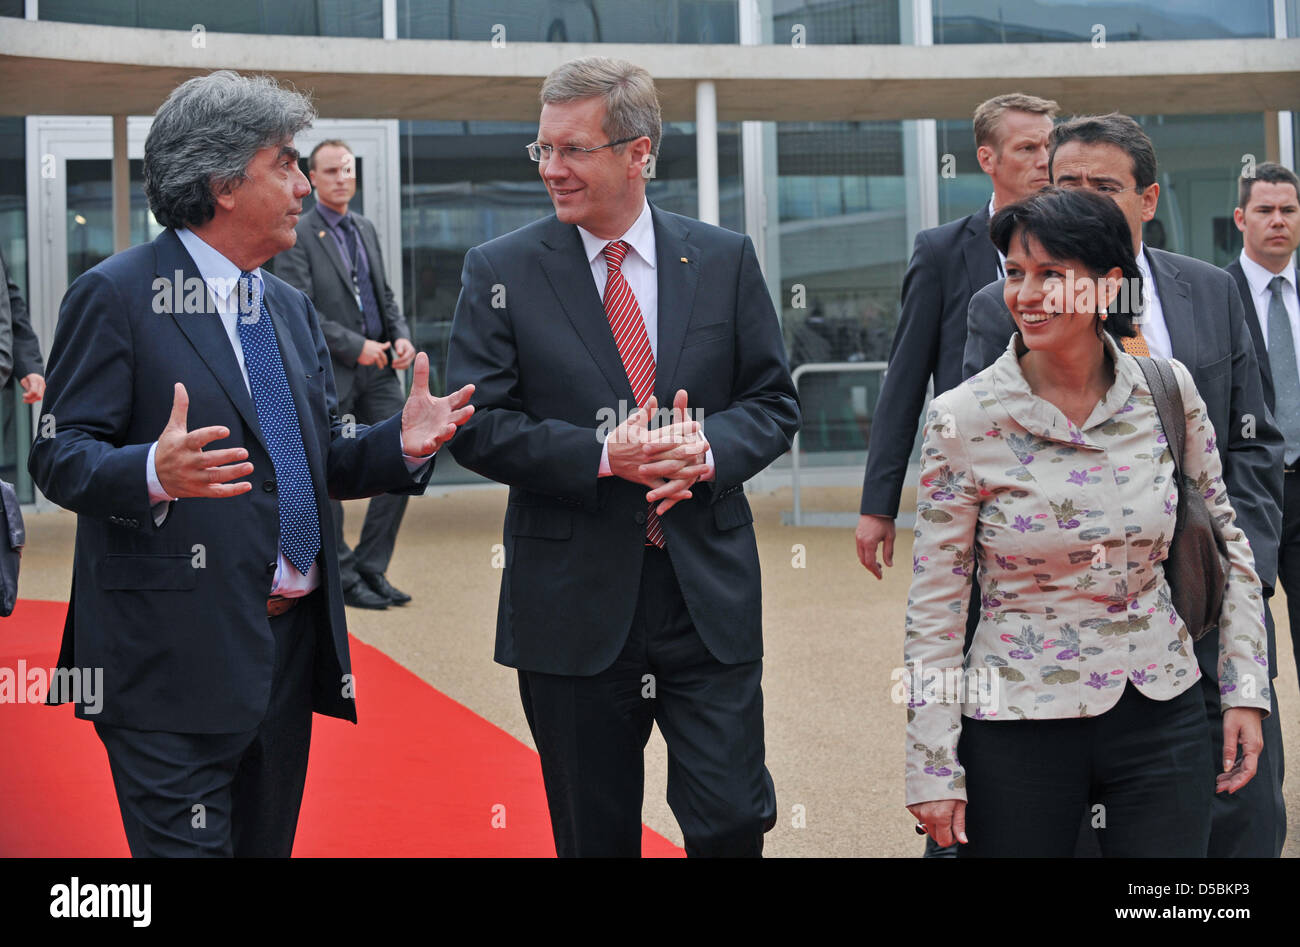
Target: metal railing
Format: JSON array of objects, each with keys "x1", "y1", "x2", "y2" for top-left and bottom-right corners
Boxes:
[{"x1": 790, "y1": 360, "x2": 886, "y2": 526}]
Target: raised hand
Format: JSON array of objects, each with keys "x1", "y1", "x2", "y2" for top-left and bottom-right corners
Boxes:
[
  {"x1": 400, "y1": 352, "x2": 474, "y2": 456},
  {"x1": 154, "y1": 382, "x2": 255, "y2": 499}
]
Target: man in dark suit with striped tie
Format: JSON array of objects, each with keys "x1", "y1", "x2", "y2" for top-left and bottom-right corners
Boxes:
[
  {"x1": 30, "y1": 71, "x2": 474, "y2": 857},
  {"x1": 446, "y1": 57, "x2": 799, "y2": 857}
]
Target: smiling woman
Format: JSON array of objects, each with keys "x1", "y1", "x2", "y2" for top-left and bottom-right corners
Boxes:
[{"x1": 901, "y1": 186, "x2": 1271, "y2": 858}]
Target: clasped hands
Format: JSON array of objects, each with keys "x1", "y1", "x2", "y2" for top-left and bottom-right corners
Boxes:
[
  {"x1": 154, "y1": 352, "x2": 473, "y2": 498},
  {"x1": 606, "y1": 389, "x2": 709, "y2": 515}
]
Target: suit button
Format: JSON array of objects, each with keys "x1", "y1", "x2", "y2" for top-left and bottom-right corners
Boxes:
[
  {"x1": 263, "y1": 479, "x2": 277, "y2": 493},
  {"x1": 266, "y1": 561, "x2": 276, "y2": 574},
  {"x1": 634, "y1": 511, "x2": 646, "y2": 525}
]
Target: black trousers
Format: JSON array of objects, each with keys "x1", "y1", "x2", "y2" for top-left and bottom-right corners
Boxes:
[
  {"x1": 333, "y1": 363, "x2": 408, "y2": 588},
  {"x1": 956, "y1": 683, "x2": 1212, "y2": 857},
  {"x1": 517, "y1": 547, "x2": 776, "y2": 857},
  {"x1": 93, "y1": 591, "x2": 320, "y2": 857}
]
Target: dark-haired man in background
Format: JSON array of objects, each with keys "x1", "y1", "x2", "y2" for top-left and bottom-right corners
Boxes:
[
  {"x1": 1229, "y1": 163, "x2": 1300, "y2": 697},
  {"x1": 963, "y1": 113, "x2": 1286, "y2": 857},
  {"x1": 276, "y1": 139, "x2": 417, "y2": 610}
]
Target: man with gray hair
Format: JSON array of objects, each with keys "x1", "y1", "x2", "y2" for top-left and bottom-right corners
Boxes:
[
  {"x1": 30, "y1": 70, "x2": 474, "y2": 857},
  {"x1": 447, "y1": 56, "x2": 799, "y2": 856}
]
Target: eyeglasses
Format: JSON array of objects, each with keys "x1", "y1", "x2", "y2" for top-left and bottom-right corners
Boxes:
[{"x1": 526, "y1": 138, "x2": 639, "y2": 163}]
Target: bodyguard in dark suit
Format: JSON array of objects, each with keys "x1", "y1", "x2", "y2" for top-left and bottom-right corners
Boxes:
[
  {"x1": 1, "y1": 245, "x2": 45, "y2": 402},
  {"x1": 275, "y1": 140, "x2": 417, "y2": 610},
  {"x1": 29, "y1": 71, "x2": 473, "y2": 857},
  {"x1": 856, "y1": 93, "x2": 1057, "y2": 578},
  {"x1": 962, "y1": 114, "x2": 1286, "y2": 857},
  {"x1": 446, "y1": 57, "x2": 799, "y2": 857},
  {"x1": 1228, "y1": 163, "x2": 1299, "y2": 708}
]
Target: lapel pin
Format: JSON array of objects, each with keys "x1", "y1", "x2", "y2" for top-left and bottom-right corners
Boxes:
[
  {"x1": 680, "y1": 257, "x2": 689, "y2": 263},
  {"x1": 318, "y1": 230, "x2": 327, "y2": 239}
]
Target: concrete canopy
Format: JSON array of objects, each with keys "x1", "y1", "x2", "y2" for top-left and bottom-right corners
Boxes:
[{"x1": 1, "y1": 17, "x2": 1298, "y2": 122}]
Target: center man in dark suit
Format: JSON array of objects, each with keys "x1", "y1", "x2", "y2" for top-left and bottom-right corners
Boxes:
[
  {"x1": 275, "y1": 139, "x2": 418, "y2": 610},
  {"x1": 962, "y1": 113, "x2": 1286, "y2": 857},
  {"x1": 446, "y1": 57, "x2": 800, "y2": 857},
  {"x1": 29, "y1": 70, "x2": 474, "y2": 857}
]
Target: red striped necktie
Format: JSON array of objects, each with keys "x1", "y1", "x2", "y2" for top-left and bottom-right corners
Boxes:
[{"x1": 602, "y1": 240, "x2": 665, "y2": 548}]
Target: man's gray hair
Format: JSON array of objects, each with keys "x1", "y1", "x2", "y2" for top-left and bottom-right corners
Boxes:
[
  {"x1": 540, "y1": 57, "x2": 662, "y2": 158},
  {"x1": 144, "y1": 70, "x2": 316, "y2": 229}
]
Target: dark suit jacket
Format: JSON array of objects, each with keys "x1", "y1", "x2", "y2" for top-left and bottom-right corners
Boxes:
[
  {"x1": 962, "y1": 247, "x2": 1286, "y2": 678},
  {"x1": 1225, "y1": 259, "x2": 1277, "y2": 413},
  {"x1": 859, "y1": 203, "x2": 997, "y2": 517},
  {"x1": 274, "y1": 206, "x2": 411, "y2": 404},
  {"x1": 0, "y1": 247, "x2": 21, "y2": 388},
  {"x1": 446, "y1": 205, "x2": 800, "y2": 676},
  {"x1": 29, "y1": 228, "x2": 429, "y2": 733}
]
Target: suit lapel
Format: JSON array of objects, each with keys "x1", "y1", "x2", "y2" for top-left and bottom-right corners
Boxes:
[
  {"x1": 961, "y1": 203, "x2": 998, "y2": 297},
  {"x1": 650, "y1": 206, "x2": 699, "y2": 404},
  {"x1": 1147, "y1": 247, "x2": 1198, "y2": 368},
  {"x1": 155, "y1": 230, "x2": 266, "y2": 451},
  {"x1": 309, "y1": 207, "x2": 355, "y2": 294},
  {"x1": 538, "y1": 219, "x2": 637, "y2": 404}
]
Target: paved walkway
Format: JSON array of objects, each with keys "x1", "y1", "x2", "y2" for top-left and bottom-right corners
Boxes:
[{"x1": 23, "y1": 484, "x2": 1300, "y2": 857}]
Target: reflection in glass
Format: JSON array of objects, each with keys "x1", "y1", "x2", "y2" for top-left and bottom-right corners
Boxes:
[
  {"x1": 397, "y1": 0, "x2": 737, "y2": 42},
  {"x1": 934, "y1": 0, "x2": 1273, "y2": 42}
]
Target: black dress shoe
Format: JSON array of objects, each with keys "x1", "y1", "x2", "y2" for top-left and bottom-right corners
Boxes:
[
  {"x1": 360, "y1": 571, "x2": 412, "y2": 606},
  {"x1": 344, "y1": 580, "x2": 389, "y2": 610}
]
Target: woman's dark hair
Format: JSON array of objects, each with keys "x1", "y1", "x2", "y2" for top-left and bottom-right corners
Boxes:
[{"x1": 989, "y1": 186, "x2": 1142, "y2": 339}]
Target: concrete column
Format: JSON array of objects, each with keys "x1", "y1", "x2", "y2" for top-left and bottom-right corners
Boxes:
[
  {"x1": 695, "y1": 80, "x2": 719, "y2": 226},
  {"x1": 112, "y1": 114, "x2": 130, "y2": 253}
]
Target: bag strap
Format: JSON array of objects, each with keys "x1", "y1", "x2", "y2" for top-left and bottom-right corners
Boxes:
[{"x1": 1134, "y1": 356, "x2": 1187, "y2": 480}]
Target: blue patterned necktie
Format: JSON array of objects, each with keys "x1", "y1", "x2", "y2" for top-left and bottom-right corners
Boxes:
[
  {"x1": 237, "y1": 272, "x2": 321, "y2": 575},
  {"x1": 1266, "y1": 275, "x2": 1300, "y2": 466}
]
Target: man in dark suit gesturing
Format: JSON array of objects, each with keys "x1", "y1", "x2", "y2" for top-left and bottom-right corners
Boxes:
[
  {"x1": 963, "y1": 114, "x2": 1286, "y2": 857},
  {"x1": 276, "y1": 140, "x2": 418, "y2": 610},
  {"x1": 855, "y1": 93, "x2": 1057, "y2": 579},
  {"x1": 29, "y1": 71, "x2": 473, "y2": 857},
  {"x1": 446, "y1": 57, "x2": 799, "y2": 857},
  {"x1": 1228, "y1": 163, "x2": 1300, "y2": 692}
]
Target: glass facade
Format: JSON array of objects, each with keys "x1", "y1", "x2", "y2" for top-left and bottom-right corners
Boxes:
[
  {"x1": 396, "y1": 0, "x2": 737, "y2": 42},
  {"x1": 768, "y1": 0, "x2": 901, "y2": 43},
  {"x1": 933, "y1": 0, "x2": 1275, "y2": 42},
  {"x1": 776, "y1": 120, "x2": 907, "y2": 457},
  {"x1": 37, "y1": 0, "x2": 383, "y2": 36}
]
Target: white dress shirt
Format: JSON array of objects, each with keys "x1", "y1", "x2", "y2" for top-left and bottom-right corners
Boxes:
[
  {"x1": 988, "y1": 196, "x2": 1006, "y2": 279},
  {"x1": 1238, "y1": 249, "x2": 1300, "y2": 366},
  {"x1": 146, "y1": 227, "x2": 430, "y2": 596},
  {"x1": 1134, "y1": 244, "x2": 1173, "y2": 359},
  {"x1": 580, "y1": 201, "x2": 714, "y2": 480}
]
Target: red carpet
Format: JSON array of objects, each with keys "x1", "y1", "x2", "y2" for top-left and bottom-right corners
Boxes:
[{"x1": 0, "y1": 598, "x2": 683, "y2": 857}]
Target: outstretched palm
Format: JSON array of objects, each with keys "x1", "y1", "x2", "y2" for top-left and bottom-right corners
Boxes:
[{"x1": 400, "y1": 352, "x2": 475, "y2": 456}]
